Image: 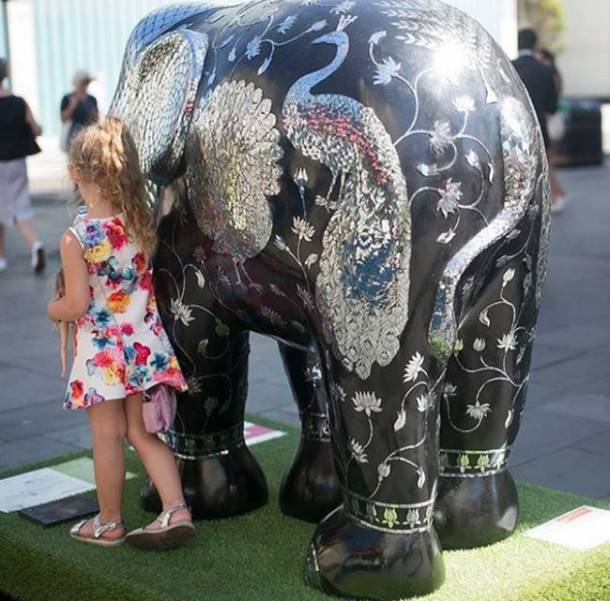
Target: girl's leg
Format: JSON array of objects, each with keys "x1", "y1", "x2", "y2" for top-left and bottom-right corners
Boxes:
[
  {"x1": 124, "y1": 393, "x2": 191, "y2": 528},
  {"x1": 77, "y1": 398, "x2": 127, "y2": 540}
]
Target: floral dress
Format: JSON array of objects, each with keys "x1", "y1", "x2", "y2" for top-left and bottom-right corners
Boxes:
[{"x1": 64, "y1": 210, "x2": 187, "y2": 410}]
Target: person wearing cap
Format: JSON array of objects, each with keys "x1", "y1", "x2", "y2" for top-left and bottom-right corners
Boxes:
[{"x1": 60, "y1": 70, "x2": 99, "y2": 150}]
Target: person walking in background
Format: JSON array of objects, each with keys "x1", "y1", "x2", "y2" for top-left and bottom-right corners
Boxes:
[
  {"x1": 0, "y1": 58, "x2": 46, "y2": 274},
  {"x1": 538, "y1": 47, "x2": 567, "y2": 210},
  {"x1": 512, "y1": 29, "x2": 566, "y2": 213},
  {"x1": 60, "y1": 70, "x2": 99, "y2": 152}
]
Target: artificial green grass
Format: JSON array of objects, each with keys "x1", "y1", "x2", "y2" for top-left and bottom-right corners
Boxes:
[{"x1": 1, "y1": 416, "x2": 609, "y2": 601}]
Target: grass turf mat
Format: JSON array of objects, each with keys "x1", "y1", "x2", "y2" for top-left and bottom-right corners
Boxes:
[{"x1": 1, "y1": 416, "x2": 609, "y2": 601}]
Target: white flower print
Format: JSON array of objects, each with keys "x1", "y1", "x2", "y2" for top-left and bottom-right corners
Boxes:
[
  {"x1": 187, "y1": 376, "x2": 204, "y2": 395},
  {"x1": 352, "y1": 391, "x2": 382, "y2": 416},
  {"x1": 296, "y1": 285, "x2": 315, "y2": 310},
  {"x1": 416, "y1": 393, "x2": 431, "y2": 413},
  {"x1": 466, "y1": 149, "x2": 481, "y2": 169},
  {"x1": 349, "y1": 438, "x2": 368, "y2": 463},
  {"x1": 502, "y1": 268, "x2": 516, "y2": 287},
  {"x1": 430, "y1": 121, "x2": 452, "y2": 156},
  {"x1": 262, "y1": 306, "x2": 284, "y2": 326},
  {"x1": 406, "y1": 509, "x2": 420, "y2": 527},
  {"x1": 466, "y1": 401, "x2": 492, "y2": 420},
  {"x1": 442, "y1": 382, "x2": 457, "y2": 399},
  {"x1": 331, "y1": 0, "x2": 355, "y2": 15},
  {"x1": 291, "y1": 217, "x2": 315, "y2": 242},
  {"x1": 330, "y1": 382, "x2": 346, "y2": 403},
  {"x1": 246, "y1": 35, "x2": 262, "y2": 59},
  {"x1": 497, "y1": 331, "x2": 517, "y2": 352},
  {"x1": 437, "y1": 179, "x2": 463, "y2": 218},
  {"x1": 294, "y1": 167, "x2": 308, "y2": 187},
  {"x1": 394, "y1": 409, "x2": 407, "y2": 431},
  {"x1": 170, "y1": 298, "x2": 194, "y2": 326},
  {"x1": 274, "y1": 235, "x2": 288, "y2": 252},
  {"x1": 403, "y1": 352, "x2": 425, "y2": 383},
  {"x1": 378, "y1": 462, "x2": 391, "y2": 480},
  {"x1": 373, "y1": 56, "x2": 402, "y2": 86},
  {"x1": 454, "y1": 96, "x2": 475, "y2": 113},
  {"x1": 277, "y1": 15, "x2": 297, "y2": 34},
  {"x1": 473, "y1": 338, "x2": 486, "y2": 352}
]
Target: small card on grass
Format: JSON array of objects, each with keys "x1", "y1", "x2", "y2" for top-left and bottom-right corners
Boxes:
[
  {"x1": 525, "y1": 505, "x2": 610, "y2": 551},
  {"x1": 244, "y1": 421, "x2": 286, "y2": 446},
  {"x1": 0, "y1": 457, "x2": 136, "y2": 513},
  {"x1": 19, "y1": 493, "x2": 99, "y2": 527}
]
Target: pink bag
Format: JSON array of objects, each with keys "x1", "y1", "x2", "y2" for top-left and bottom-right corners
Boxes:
[{"x1": 142, "y1": 385, "x2": 177, "y2": 434}]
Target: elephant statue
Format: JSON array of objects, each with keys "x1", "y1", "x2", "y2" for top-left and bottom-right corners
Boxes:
[{"x1": 110, "y1": 0, "x2": 550, "y2": 599}]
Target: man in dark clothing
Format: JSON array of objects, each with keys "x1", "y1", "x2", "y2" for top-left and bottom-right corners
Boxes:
[
  {"x1": 60, "y1": 69, "x2": 99, "y2": 150},
  {"x1": 512, "y1": 29, "x2": 559, "y2": 150},
  {"x1": 512, "y1": 29, "x2": 564, "y2": 211}
]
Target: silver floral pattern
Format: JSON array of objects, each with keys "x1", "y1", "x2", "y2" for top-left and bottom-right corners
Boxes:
[{"x1": 187, "y1": 80, "x2": 284, "y2": 260}]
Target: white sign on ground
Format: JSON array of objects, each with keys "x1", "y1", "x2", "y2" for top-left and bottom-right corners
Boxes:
[
  {"x1": 0, "y1": 424, "x2": 285, "y2": 513},
  {"x1": 525, "y1": 506, "x2": 610, "y2": 551},
  {"x1": 0, "y1": 457, "x2": 136, "y2": 514}
]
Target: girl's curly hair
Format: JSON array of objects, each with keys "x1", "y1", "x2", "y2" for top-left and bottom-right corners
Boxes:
[{"x1": 69, "y1": 117, "x2": 157, "y2": 257}]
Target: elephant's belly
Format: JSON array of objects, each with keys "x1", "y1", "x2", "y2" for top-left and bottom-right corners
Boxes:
[{"x1": 208, "y1": 255, "x2": 317, "y2": 350}]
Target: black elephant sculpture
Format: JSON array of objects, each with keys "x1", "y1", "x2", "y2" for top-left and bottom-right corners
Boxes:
[{"x1": 110, "y1": 1, "x2": 551, "y2": 599}]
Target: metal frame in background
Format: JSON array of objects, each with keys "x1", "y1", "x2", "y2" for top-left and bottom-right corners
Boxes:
[{"x1": 1, "y1": 0, "x2": 10, "y2": 83}]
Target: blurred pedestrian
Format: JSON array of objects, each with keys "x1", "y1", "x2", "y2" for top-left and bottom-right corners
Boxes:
[
  {"x1": 60, "y1": 70, "x2": 99, "y2": 152},
  {"x1": 512, "y1": 30, "x2": 565, "y2": 213},
  {"x1": 0, "y1": 57, "x2": 46, "y2": 274},
  {"x1": 537, "y1": 47, "x2": 567, "y2": 211}
]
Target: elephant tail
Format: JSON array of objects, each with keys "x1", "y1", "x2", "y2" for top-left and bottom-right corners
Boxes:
[{"x1": 428, "y1": 96, "x2": 547, "y2": 361}]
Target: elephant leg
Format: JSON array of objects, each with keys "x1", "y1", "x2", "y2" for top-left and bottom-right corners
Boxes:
[
  {"x1": 305, "y1": 345, "x2": 446, "y2": 600},
  {"x1": 434, "y1": 207, "x2": 546, "y2": 549},
  {"x1": 278, "y1": 343, "x2": 341, "y2": 523},
  {"x1": 140, "y1": 216, "x2": 268, "y2": 519}
]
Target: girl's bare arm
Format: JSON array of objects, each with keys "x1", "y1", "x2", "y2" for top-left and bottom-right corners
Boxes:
[{"x1": 48, "y1": 232, "x2": 90, "y2": 322}]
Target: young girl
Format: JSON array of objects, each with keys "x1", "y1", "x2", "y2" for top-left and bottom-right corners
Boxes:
[{"x1": 47, "y1": 117, "x2": 194, "y2": 549}]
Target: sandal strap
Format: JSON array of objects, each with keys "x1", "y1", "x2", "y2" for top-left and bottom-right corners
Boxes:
[
  {"x1": 92, "y1": 513, "x2": 124, "y2": 539},
  {"x1": 156, "y1": 503, "x2": 190, "y2": 529}
]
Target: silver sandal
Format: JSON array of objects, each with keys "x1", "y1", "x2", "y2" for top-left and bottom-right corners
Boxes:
[
  {"x1": 125, "y1": 503, "x2": 195, "y2": 550},
  {"x1": 70, "y1": 513, "x2": 125, "y2": 547}
]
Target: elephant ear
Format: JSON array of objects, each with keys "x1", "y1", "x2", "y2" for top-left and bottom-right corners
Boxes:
[{"x1": 110, "y1": 30, "x2": 208, "y2": 184}]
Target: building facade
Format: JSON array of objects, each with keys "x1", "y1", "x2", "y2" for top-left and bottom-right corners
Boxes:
[{"x1": 1, "y1": 0, "x2": 518, "y2": 139}]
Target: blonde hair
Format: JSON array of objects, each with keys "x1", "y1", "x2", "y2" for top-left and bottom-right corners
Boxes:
[{"x1": 69, "y1": 117, "x2": 157, "y2": 257}]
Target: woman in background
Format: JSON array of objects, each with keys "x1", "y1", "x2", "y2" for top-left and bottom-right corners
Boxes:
[
  {"x1": 538, "y1": 48, "x2": 568, "y2": 213},
  {"x1": 0, "y1": 58, "x2": 46, "y2": 273}
]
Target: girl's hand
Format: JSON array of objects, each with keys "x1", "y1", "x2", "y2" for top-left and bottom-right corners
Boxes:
[{"x1": 47, "y1": 232, "x2": 89, "y2": 323}]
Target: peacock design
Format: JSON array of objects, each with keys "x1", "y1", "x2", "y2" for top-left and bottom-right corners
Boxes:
[
  {"x1": 187, "y1": 79, "x2": 284, "y2": 262},
  {"x1": 283, "y1": 16, "x2": 411, "y2": 380}
]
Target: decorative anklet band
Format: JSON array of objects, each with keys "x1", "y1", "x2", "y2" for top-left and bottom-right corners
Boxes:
[
  {"x1": 301, "y1": 412, "x2": 331, "y2": 442},
  {"x1": 343, "y1": 489, "x2": 434, "y2": 533},
  {"x1": 440, "y1": 447, "x2": 511, "y2": 477},
  {"x1": 163, "y1": 422, "x2": 245, "y2": 459}
]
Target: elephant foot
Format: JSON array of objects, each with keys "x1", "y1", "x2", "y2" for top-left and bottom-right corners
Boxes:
[
  {"x1": 140, "y1": 444, "x2": 269, "y2": 520},
  {"x1": 434, "y1": 470, "x2": 519, "y2": 549},
  {"x1": 305, "y1": 507, "x2": 445, "y2": 601},
  {"x1": 279, "y1": 436, "x2": 341, "y2": 523}
]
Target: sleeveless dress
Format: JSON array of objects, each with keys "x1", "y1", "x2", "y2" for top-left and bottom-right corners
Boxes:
[{"x1": 64, "y1": 210, "x2": 188, "y2": 410}]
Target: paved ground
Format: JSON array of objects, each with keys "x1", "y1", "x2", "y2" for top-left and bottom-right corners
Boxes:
[{"x1": 0, "y1": 159, "x2": 609, "y2": 502}]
